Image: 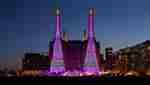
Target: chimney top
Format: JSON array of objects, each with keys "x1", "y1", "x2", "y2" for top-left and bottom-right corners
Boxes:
[
  {"x1": 89, "y1": 8, "x2": 96, "y2": 16},
  {"x1": 56, "y1": 8, "x2": 61, "y2": 16}
]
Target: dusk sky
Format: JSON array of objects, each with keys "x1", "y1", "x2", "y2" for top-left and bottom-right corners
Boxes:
[{"x1": 0, "y1": 0, "x2": 150, "y2": 69}]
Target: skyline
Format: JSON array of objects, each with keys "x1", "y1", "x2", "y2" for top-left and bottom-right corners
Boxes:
[{"x1": 0, "y1": 0, "x2": 150, "y2": 69}]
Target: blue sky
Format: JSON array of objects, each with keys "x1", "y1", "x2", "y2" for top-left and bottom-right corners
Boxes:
[{"x1": 0, "y1": 0, "x2": 150, "y2": 68}]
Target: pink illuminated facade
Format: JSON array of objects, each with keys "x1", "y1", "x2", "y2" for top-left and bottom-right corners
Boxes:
[
  {"x1": 83, "y1": 8, "x2": 100, "y2": 74},
  {"x1": 48, "y1": 8, "x2": 101, "y2": 76},
  {"x1": 50, "y1": 8, "x2": 65, "y2": 73}
]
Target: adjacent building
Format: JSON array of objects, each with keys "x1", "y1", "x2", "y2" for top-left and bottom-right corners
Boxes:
[
  {"x1": 117, "y1": 40, "x2": 150, "y2": 72},
  {"x1": 22, "y1": 53, "x2": 49, "y2": 70}
]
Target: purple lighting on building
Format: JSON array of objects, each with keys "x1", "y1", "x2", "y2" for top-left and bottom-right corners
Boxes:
[
  {"x1": 46, "y1": 8, "x2": 102, "y2": 76},
  {"x1": 83, "y1": 8, "x2": 99, "y2": 74},
  {"x1": 56, "y1": 9, "x2": 61, "y2": 37},
  {"x1": 88, "y1": 9, "x2": 94, "y2": 38},
  {"x1": 50, "y1": 8, "x2": 65, "y2": 74}
]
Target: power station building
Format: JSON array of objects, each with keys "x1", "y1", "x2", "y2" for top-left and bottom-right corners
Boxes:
[
  {"x1": 48, "y1": 40, "x2": 101, "y2": 72},
  {"x1": 22, "y1": 8, "x2": 102, "y2": 76},
  {"x1": 48, "y1": 8, "x2": 102, "y2": 76}
]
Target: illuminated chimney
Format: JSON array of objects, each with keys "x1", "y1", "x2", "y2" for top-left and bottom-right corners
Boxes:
[
  {"x1": 83, "y1": 8, "x2": 100, "y2": 74},
  {"x1": 50, "y1": 8, "x2": 65, "y2": 73}
]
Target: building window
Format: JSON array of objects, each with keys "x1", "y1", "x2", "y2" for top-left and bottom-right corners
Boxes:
[{"x1": 147, "y1": 46, "x2": 150, "y2": 50}]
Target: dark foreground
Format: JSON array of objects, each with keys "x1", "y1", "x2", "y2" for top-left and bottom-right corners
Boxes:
[{"x1": 1, "y1": 75, "x2": 150, "y2": 80}]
